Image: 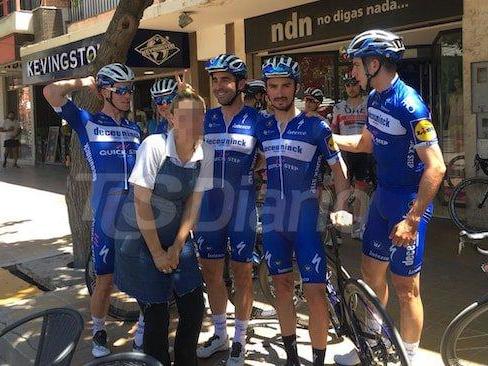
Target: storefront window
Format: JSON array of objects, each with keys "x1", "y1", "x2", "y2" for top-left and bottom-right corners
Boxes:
[
  {"x1": 433, "y1": 29, "x2": 464, "y2": 204},
  {"x1": 292, "y1": 53, "x2": 337, "y2": 100}
]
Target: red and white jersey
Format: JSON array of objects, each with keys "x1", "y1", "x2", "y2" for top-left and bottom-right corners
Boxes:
[{"x1": 332, "y1": 97, "x2": 367, "y2": 135}]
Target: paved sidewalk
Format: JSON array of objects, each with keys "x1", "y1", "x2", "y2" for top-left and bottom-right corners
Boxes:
[{"x1": 0, "y1": 166, "x2": 487, "y2": 366}]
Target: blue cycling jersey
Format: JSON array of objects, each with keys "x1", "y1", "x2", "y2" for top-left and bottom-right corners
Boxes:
[
  {"x1": 55, "y1": 100, "x2": 141, "y2": 274},
  {"x1": 256, "y1": 112, "x2": 340, "y2": 198},
  {"x1": 367, "y1": 75, "x2": 437, "y2": 190},
  {"x1": 256, "y1": 112, "x2": 340, "y2": 283},
  {"x1": 196, "y1": 106, "x2": 259, "y2": 263},
  {"x1": 363, "y1": 75, "x2": 437, "y2": 277},
  {"x1": 203, "y1": 106, "x2": 259, "y2": 188}
]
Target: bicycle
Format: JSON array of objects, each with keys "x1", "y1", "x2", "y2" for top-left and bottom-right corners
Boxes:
[
  {"x1": 449, "y1": 154, "x2": 488, "y2": 232},
  {"x1": 440, "y1": 230, "x2": 488, "y2": 366},
  {"x1": 325, "y1": 224, "x2": 409, "y2": 365}
]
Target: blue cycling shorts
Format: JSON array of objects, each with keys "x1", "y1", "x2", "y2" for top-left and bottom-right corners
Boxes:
[
  {"x1": 195, "y1": 187, "x2": 257, "y2": 263},
  {"x1": 261, "y1": 197, "x2": 327, "y2": 284},
  {"x1": 362, "y1": 187, "x2": 433, "y2": 277},
  {"x1": 91, "y1": 190, "x2": 128, "y2": 275}
]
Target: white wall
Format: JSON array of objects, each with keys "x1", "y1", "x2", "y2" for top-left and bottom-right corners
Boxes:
[{"x1": 196, "y1": 24, "x2": 226, "y2": 61}]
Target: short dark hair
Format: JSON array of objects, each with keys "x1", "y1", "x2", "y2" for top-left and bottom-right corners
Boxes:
[{"x1": 364, "y1": 56, "x2": 397, "y2": 73}]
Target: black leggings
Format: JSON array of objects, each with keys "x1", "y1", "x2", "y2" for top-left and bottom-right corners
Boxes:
[{"x1": 141, "y1": 287, "x2": 204, "y2": 366}]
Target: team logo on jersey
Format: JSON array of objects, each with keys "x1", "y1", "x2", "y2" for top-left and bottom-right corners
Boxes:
[
  {"x1": 327, "y1": 136, "x2": 339, "y2": 152},
  {"x1": 414, "y1": 120, "x2": 437, "y2": 142}
]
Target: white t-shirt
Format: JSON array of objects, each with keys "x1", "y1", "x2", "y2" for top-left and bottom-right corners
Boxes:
[
  {"x1": 332, "y1": 97, "x2": 367, "y2": 135},
  {"x1": 129, "y1": 130, "x2": 214, "y2": 192},
  {"x1": 1, "y1": 118, "x2": 20, "y2": 140}
]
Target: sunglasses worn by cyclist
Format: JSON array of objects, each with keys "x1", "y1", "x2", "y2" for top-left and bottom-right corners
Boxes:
[
  {"x1": 106, "y1": 85, "x2": 135, "y2": 96},
  {"x1": 345, "y1": 80, "x2": 359, "y2": 87},
  {"x1": 153, "y1": 95, "x2": 175, "y2": 105},
  {"x1": 305, "y1": 97, "x2": 319, "y2": 104}
]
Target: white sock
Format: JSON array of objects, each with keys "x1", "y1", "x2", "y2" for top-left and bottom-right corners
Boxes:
[
  {"x1": 92, "y1": 316, "x2": 106, "y2": 336},
  {"x1": 134, "y1": 313, "x2": 145, "y2": 347},
  {"x1": 212, "y1": 314, "x2": 228, "y2": 340},
  {"x1": 403, "y1": 341, "x2": 419, "y2": 362},
  {"x1": 233, "y1": 319, "x2": 249, "y2": 346}
]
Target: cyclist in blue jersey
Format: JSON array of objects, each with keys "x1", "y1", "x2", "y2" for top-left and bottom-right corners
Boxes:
[
  {"x1": 146, "y1": 78, "x2": 178, "y2": 136},
  {"x1": 257, "y1": 55, "x2": 350, "y2": 366},
  {"x1": 195, "y1": 54, "x2": 259, "y2": 366},
  {"x1": 43, "y1": 63, "x2": 142, "y2": 358},
  {"x1": 333, "y1": 30, "x2": 446, "y2": 366}
]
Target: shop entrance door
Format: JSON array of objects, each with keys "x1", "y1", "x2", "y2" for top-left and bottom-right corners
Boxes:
[{"x1": 398, "y1": 59, "x2": 432, "y2": 106}]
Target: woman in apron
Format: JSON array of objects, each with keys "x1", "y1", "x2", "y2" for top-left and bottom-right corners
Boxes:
[{"x1": 114, "y1": 87, "x2": 214, "y2": 365}]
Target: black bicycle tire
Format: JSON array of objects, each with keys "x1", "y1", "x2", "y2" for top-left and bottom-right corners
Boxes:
[
  {"x1": 446, "y1": 155, "x2": 465, "y2": 188},
  {"x1": 85, "y1": 253, "x2": 140, "y2": 322},
  {"x1": 440, "y1": 294, "x2": 488, "y2": 366},
  {"x1": 448, "y1": 177, "x2": 488, "y2": 232},
  {"x1": 343, "y1": 278, "x2": 409, "y2": 366}
]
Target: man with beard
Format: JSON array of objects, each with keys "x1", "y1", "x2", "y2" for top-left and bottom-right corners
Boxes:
[
  {"x1": 256, "y1": 55, "x2": 351, "y2": 366},
  {"x1": 195, "y1": 54, "x2": 260, "y2": 366},
  {"x1": 331, "y1": 72, "x2": 369, "y2": 238}
]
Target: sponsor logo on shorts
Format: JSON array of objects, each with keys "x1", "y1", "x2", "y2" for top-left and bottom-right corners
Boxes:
[
  {"x1": 236, "y1": 241, "x2": 246, "y2": 256},
  {"x1": 99, "y1": 245, "x2": 110, "y2": 264},
  {"x1": 402, "y1": 243, "x2": 417, "y2": 267}
]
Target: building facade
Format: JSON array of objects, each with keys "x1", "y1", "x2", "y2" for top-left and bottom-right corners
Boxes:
[{"x1": 0, "y1": 0, "x2": 482, "y2": 219}]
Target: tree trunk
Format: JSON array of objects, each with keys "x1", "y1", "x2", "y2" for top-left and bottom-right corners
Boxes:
[{"x1": 68, "y1": 0, "x2": 154, "y2": 268}]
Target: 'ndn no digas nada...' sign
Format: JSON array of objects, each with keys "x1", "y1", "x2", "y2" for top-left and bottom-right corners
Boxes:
[{"x1": 244, "y1": 0, "x2": 462, "y2": 52}]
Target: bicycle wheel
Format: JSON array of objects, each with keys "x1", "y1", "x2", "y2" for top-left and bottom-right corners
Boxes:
[
  {"x1": 343, "y1": 278, "x2": 409, "y2": 366},
  {"x1": 449, "y1": 177, "x2": 488, "y2": 232},
  {"x1": 85, "y1": 253, "x2": 140, "y2": 321},
  {"x1": 440, "y1": 294, "x2": 488, "y2": 366},
  {"x1": 446, "y1": 154, "x2": 465, "y2": 188}
]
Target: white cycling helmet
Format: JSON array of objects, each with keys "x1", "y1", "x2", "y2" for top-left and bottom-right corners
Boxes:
[
  {"x1": 151, "y1": 78, "x2": 178, "y2": 98},
  {"x1": 96, "y1": 63, "x2": 135, "y2": 87}
]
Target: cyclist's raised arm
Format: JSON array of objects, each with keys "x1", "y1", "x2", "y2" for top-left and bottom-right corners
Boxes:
[
  {"x1": 333, "y1": 127, "x2": 373, "y2": 154},
  {"x1": 43, "y1": 76, "x2": 97, "y2": 108}
]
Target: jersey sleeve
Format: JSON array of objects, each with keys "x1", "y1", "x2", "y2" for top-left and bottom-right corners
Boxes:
[
  {"x1": 401, "y1": 93, "x2": 438, "y2": 148},
  {"x1": 52, "y1": 99, "x2": 89, "y2": 137},
  {"x1": 316, "y1": 118, "x2": 340, "y2": 166},
  {"x1": 194, "y1": 142, "x2": 215, "y2": 192},
  {"x1": 129, "y1": 134, "x2": 167, "y2": 190}
]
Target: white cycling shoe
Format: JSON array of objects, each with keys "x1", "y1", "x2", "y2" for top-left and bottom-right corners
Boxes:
[
  {"x1": 197, "y1": 334, "x2": 230, "y2": 358},
  {"x1": 333, "y1": 349, "x2": 360, "y2": 366}
]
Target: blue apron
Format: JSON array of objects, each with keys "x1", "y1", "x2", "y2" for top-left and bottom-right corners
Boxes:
[{"x1": 114, "y1": 158, "x2": 202, "y2": 303}]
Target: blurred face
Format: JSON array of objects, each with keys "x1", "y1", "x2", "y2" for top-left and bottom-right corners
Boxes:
[
  {"x1": 266, "y1": 78, "x2": 296, "y2": 112},
  {"x1": 101, "y1": 82, "x2": 133, "y2": 112},
  {"x1": 211, "y1": 72, "x2": 245, "y2": 106},
  {"x1": 169, "y1": 99, "x2": 205, "y2": 140},
  {"x1": 345, "y1": 82, "x2": 361, "y2": 98},
  {"x1": 7, "y1": 112, "x2": 14, "y2": 120},
  {"x1": 304, "y1": 97, "x2": 319, "y2": 113}
]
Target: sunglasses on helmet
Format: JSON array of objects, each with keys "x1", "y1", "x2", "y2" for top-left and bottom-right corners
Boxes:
[
  {"x1": 153, "y1": 95, "x2": 174, "y2": 106},
  {"x1": 106, "y1": 85, "x2": 135, "y2": 95}
]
